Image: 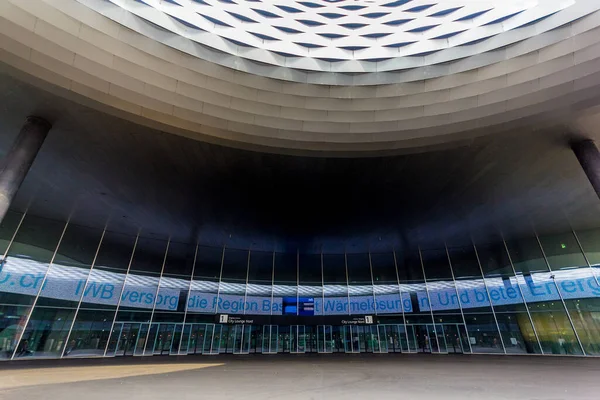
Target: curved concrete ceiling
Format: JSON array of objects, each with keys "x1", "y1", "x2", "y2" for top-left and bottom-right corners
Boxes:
[{"x1": 2, "y1": 0, "x2": 600, "y2": 154}]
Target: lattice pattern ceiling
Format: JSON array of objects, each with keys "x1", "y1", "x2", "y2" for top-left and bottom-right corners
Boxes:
[
  {"x1": 2, "y1": 0, "x2": 600, "y2": 154},
  {"x1": 106, "y1": 0, "x2": 574, "y2": 72}
]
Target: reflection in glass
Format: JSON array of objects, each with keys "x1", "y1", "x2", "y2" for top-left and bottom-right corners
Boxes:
[
  {"x1": 449, "y1": 246, "x2": 502, "y2": 354},
  {"x1": 1, "y1": 209, "x2": 600, "y2": 359},
  {"x1": 63, "y1": 231, "x2": 137, "y2": 358},
  {"x1": 397, "y1": 249, "x2": 436, "y2": 353},
  {"x1": 539, "y1": 232, "x2": 599, "y2": 355},
  {"x1": 507, "y1": 237, "x2": 584, "y2": 355},
  {"x1": 477, "y1": 240, "x2": 541, "y2": 354},
  {"x1": 421, "y1": 247, "x2": 465, "y2": 354},
  {"x1": 322, "y1": 254, "x2": 348, "y2": 318}
]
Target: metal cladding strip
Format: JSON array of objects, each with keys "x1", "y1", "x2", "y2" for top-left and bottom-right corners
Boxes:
[{"x1": 1, "y1": 0, "x2": 600, "y2": 153}]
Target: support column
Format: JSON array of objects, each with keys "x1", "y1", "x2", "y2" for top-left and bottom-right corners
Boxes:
[
  {"x1": 571, "y1": 139, "x2": 600, "y2": 199},
  {"x1": 0, "y1": 116, "x2": 51, "y2": 222}
]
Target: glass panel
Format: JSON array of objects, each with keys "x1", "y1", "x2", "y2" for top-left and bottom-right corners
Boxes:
[
  {"x1": 273, "y1": 253, "x2": 296, "y2": 314},
  {"x1": 347, "y1": 253, "x2": 374, "y2": 316},
  {"x1": 262, "y1": 325, "x2": 278, "y2": 354},
  {"x1": 170, "y1": 324, "x2": 183, "y2": 355},
  {"x1": 342, "y1": 325, "x2": 360, "y2": 353},
  {"x1": 14, "y1": 307, "x2": 75, "y2": 359},
  {"x1": 113, "y1": 236, "x2": 168, "y2": 356},
  {"x1": 298, "y1": 253, "x2": 322, "y2": 314},
  {"x1": 0, "y1": 211, "x2": 25, "y2": 359},
  {"x1": 420, "y1": 247, "x2": 458, "y2": 354},
  {"x1": 179, "y1": 324, "x2": 191, "y2": 354},
  {"x1": 370, "y1": 325, "x2": 388, "y2": 353},
  {"x1": 154, "y1": 241, "x2": 195, "y2": 354},
  {"x1": 449, "y1": 246, "x2": 502, "y2": 354},
  {"x1": 1, "y1": 215, "x2": 65, "y2": 359},
  {"x1": 218, "y1": 248, "x2": 248, "y2": 315},
  {"x1": 187, "y1": 246, "x2": 222, "y2": 318},
  {"x1": 129, "y1": 237, "x2": 168, "y2": 275},
  {"x1": 507, "y1": 237, "x2": 584, "y2": 355},
  {"x1": 539, "y1": 232, "x2": 599, "y2": 355},
  {"x1": 105, "y1": 322, "x2": 122, "y2": 356},
  {"x1": 36, "y1": 223, "x2": 104, "y2": 358},
  {"x1": 317, "y1": 325, "x2": 333, "y2": 353},
  {"x1": 371, "y1": 252, "x2": 404, "y2": 316},
  {"x1": 66, "y1": 231, "x2": 135, "y2": 358},
  {"x1": 152, "y1": 323, "x2": 175, "y2": 355},
  {"x1": 63, "y1": 309, "x2": 113, "y2": 357},
  {"x1": 290, "y1": 325, "x2": 306, "y2": 353},
  {"x1": 477, "y1": 240, "x2": 542, "y2": 354},
  {"x1": 246, "y1": 250, "x2": 274, "y2": 315},
  {"x1": 322, "y1": 254, "x2": 347, "y2": 316},
  {"x1": 397, "y1": 249, "x2": 434, "y2": 353},
  {"x1": 231, "y1": 324, "x2": 251, "y2": 354}
]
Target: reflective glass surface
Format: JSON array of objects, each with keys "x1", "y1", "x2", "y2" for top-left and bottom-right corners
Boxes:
[{"x1": 2, "y1": 212, "x2": 600, "y2": 359}]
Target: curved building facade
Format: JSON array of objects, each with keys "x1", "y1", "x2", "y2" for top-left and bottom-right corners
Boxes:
[
  {"x1": 1, "y1": 0, "x2": 600, "y2": 361},
  {"x1": 1, "y1": 209, "x2": 600, "y2": 358}
]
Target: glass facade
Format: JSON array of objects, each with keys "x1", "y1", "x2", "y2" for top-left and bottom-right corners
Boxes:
[{"x1": 2, "y1": 210, "x2": 600, "y2": 359}]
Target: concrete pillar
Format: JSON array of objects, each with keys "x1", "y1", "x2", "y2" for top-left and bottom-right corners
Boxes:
[
  {"x1": 0, "y1": 116, "x2": 51, "y2": 222},
  {"x1": 572, "y1": 139, "x2": 600, "y2": 199}
]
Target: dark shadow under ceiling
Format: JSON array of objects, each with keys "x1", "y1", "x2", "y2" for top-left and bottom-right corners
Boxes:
[{"x1": 1, "y1": 73, "x2": 600, "y2": 253}]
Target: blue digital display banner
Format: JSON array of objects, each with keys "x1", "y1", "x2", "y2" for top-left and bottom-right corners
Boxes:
[{"x1": 282, "y1": 297, "x2": 315, "y2": 316}]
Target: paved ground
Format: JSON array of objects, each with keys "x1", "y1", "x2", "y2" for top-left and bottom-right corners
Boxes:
[{"x1": 0, "y1": 354, "x2": 599, "y2": 400}]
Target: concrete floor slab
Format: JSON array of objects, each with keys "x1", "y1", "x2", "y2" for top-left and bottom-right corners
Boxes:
[{"x1": 0, "y1": 354, "x2": 598, "y2": 400}]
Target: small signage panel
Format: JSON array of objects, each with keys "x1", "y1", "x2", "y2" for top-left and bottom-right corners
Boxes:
[{"x1": 339, "y1": 316, "x2": 377, "y2": 325}]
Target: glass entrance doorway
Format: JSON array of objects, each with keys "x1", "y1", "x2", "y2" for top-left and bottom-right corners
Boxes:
[
  {"x1": 262, "y1": 325, "x2": 278, "y2": 354},
  {"x1": 407, "y1": 324, "x2": 448, "y2": 353},
  {"x1": 180, "y1": 323, "x2": 221, "y2": 355},
  {"x1": 106, "y1": 323, "x2": 149, "y2": 357},
  {"x1": 147, "y1": 323, "x2": 178, "y2": 355},
  {"x1": 108, "y1": 322, "x2": 470, "y2": 356},
  {"x1": 317, "y1": 325, "x2": 333, "y2": 353},
  {"x1": 290, "y1": 325, "x2": 306, "y2": 353},
  {"x1": 381, "y1": 324, "x2": 410, "y2": 352},
  {"x1": 343, "y1": 325, "x2": 361, "y2": 353},
  {"x1": 366, "y1": 325, "x2": 388, "y2": 353},
  {"x1": 231, "y1": 325, "x2": 251, "y2": 354}
]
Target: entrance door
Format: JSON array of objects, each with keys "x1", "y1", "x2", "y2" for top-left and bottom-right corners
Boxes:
[
  {"x1": 231, "y1": 325, "x2": 251, "y2": 354},
  {"x1": 203, "y1": 324, "x2": 221, "y2": 355},
  {"x1": 290, "y1": 325, "x2": 306, "y2": 353},
  {"x1": 411, "y1": 324, "x2": 431, "y2": 353},
  {"x1": 119, "y1": 323, "x2": 136, "y2": 356},
  {"x1": 343, "y1": 325, "x2": 361, "y2": 353},
  {"x1": 170, "y1": 324, "x2": 183, "y2": 355},
  {"x1": 368, "y1": 325, "x2": 388, "y2": 353},
  {"x1": 152, "y1": 323, "x2": 175, "y2": 355},
  {"x1": 305, "y1": 326, "x2": 316, "y2": 353},
  {"x1": 443, "y1": 324, "x2": 470, "y2": 354},
  {"x1": 185, "y1": 324, "x2": 206, "y2": 355},
  {"x1": 110, "y1": 323, "x2": 141, "y2": 357},
  {"x1": 262, "y1": 325, "x2": 278, "y2": 354},
  {"x1": 179, "y1": 324, "x2": 192, "y2": 354},
  {"x1": 278, "y1": 325, "x2": 290, "y2": 353},
  {"x1": 383, "y1": 324, "x2": 408, "y2": 353},
  {"x1": 426, "y1": 324, "x2": 448, "y2": 353},
  {"x1": 317, "y1": 325, "x2": 333, "y2": 353}
]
